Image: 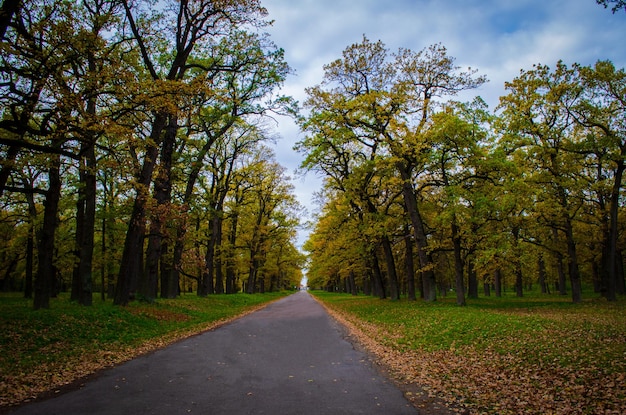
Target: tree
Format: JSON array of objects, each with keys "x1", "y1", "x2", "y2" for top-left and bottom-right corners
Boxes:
[
  {"x1": 596, "y1": 0, "x2": 626, "y2": 13},
  {"x1": 0, "y1": 0, "x2": 21, "y2": 40},
  {"x1": 0, "y1": 0, "x2": 95, "y2": 308},
  {"x1": 423, "y1": 100, "x2": 493, "y2": 305},
  {"x1": 115, "y1": 0, "x2": 270, "y2": 305},
  {"x1": 238, "y1": 148, "x2": 299, "y2": 294},
  {"x1": 498, "y1": 62, "x2": 585, "y2": 302},
  {"x1": 165, "y1": 30, "x2": 293, "y2": 299},
  {"x1": 303, "y1": 192, "x2": 372, "y2": 293},
  {"x1": 298, "y1": 37, "x2": 486, "y2": 301},
  {"x1": 572, "y1": 61, "x2": 626, "y2": 300}
]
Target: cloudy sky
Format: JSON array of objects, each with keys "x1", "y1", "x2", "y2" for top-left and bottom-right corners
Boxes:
[{"x1": 259, "y1": 0, "x2": 626, "y2": 246}]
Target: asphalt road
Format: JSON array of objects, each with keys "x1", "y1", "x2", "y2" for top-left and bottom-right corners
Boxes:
[{"x1": 9, "y1": 291, "x2": 420, "y2": 415}]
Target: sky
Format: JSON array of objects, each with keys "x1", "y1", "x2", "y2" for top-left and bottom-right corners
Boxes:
[{"x1": 258, "y1": 0, "x2": 626, "y2": 247}]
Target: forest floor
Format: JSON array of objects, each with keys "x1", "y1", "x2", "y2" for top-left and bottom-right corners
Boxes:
[{"x1": 312, "y1": 291, "x2": 626, "y2": 415}]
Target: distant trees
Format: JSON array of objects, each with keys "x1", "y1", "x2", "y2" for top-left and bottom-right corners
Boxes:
[
  {"x1": 299, "y1": 38, "x2": 625, "y2": 303},
  {"x1": 0, "y1": 0, "x2": 303, "y2": 308}
]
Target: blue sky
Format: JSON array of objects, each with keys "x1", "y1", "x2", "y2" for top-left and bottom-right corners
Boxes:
[{"x1": 259, "y1": 0, "x2": 626, "y2": 245}]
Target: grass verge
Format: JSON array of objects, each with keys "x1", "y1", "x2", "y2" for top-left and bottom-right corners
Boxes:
[
  {"x1": 312, "y1": 291, "x2": 626, "y2": 415},
  {"x1": 0, "y1": 291, "x2": 289, "y2": 408}
]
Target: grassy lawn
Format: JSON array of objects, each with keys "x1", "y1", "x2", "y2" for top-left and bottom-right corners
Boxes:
[
  {"x1": 0, "y1": 291, "x2": 289, "y2": 408},
  {"x1": 312, "y1": 290, "x2": 626, "y2": 415}
]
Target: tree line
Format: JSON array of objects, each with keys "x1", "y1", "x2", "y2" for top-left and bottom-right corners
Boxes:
[
  {"x1": 0, "y1": 0, "x2": 304, "y2": 309},
  {"x1": 297, "y1": 37, "x2": 625, "y2": 305}
]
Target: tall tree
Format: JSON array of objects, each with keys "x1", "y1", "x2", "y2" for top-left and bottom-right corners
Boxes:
[
  {"x1": 424, "y1": 100, "x2": 492, "y2": 305},
  {"x1": 165, "y1": 31, "x2": 293, "y2": 299},
  {"x1": 498, "y1": 62, "x2": 585, "y2": 302},
  {"x1": 573, "y1": 61, "x2": 626, "y2": 300},
  {"x1": 239, "y1": 148, "x2": 298, "y2": 293},
  {"x1": 1, "y1": 0, "x2": 91, "y2": 308},
  {"x1": 298, "y1": 37, "x2": 486, "y2": 301},
  {"x1": 115, "y1": 0, "x2": 269, "y2": 305}
]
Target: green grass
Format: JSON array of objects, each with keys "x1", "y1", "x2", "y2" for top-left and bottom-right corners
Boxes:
[
  {"x1": 312, "y1": 290, "x2": 626, "y2": 414},
  {"x1": 0, "y1": 291, "x2": 289, "y2": 407}
]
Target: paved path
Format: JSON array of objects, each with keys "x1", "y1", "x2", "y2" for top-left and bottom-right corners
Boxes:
[{"x1": 9, "y1": 291, "x2": 420, "y2": 415}]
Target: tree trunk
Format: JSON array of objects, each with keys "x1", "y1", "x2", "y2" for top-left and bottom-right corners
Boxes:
[
  {"x1": 548, "y1": 228, "x2": 567, "y2": 296},
  {"x1": 603, "y1": 159, "x2": 624, "y2": 301},
  {"x1": 200, "y1": 224, "x2": 216, "y2": 296},
  {"x1": 362, "y1": 269, "x2": 371, "y2": 296},
  {"x1": 34, "y1": 158, "x2": 61, "y2": 310},
  {"x1": 369, "y1": 250, "x2": 386, "y2": 299},
  {"x1": 71, "y1": 191, "x2": 85, "y2": 302},
  {"x1": 483, "y1": 281, "x2": 491, "y2": 296},
  {"x1": 213, "y1": 215, "x2": 225, "y2": 294},
  {"x1": 24, "y1": 189, "x2": 37, "y2": 299},
  {"x1": 76, "y1": 139, "x2": 96, "y2": 306},
  {"x1": 538, "y1": 254, "x2": 548, "y2": 294},
  {"x1": 451, "y1": 219, "x2": 466, "y2": 306},
  {"x1": 494, "y1": 268, "x2": 502, "y2": 297},
  {"x1": 142, "y1": 116, "x2": 177, "y2": 301},
  {"x1": 617, "y1": 250, "x2": 625, "y2": 295},
  {"x1": 381, "y1": 236, "x2": 399, "y2": 300},
  {"x1": 168, "y1": 232, "x2": 185, "y2": 298},
  {"x1": 246, "y1": 255, "x2": 259, "y2": 294},
  {"x1": 397, "y1": 161, "x2": 436, "y2": 301},
  {"x1": 563, "y1": 217, "x2": 582, "y2": 303},
  {"x1": 404, "y1": 231, "x2": 416, "y2": 301},
  {"x1": 514, "y1": 260, "x2": 524, "y2": 297},
  {"x1": 348, "y1": 271, "x2": 358, "y2": 296},
  {"x1": 115, "y1": 114, "x2": 168, "y2": 306},
  {"x1": 225, "y1": 211, "x2": 239, "y2": 294},
  {"x1": 159, "y1": 242, "x2": 172, "y2": 296},
  {"x1": 511, "y1": 227, "x2": 523, "y2": 297},
  {"x1": 467, "y1": 260, "x2": 478, "y2": 299}
]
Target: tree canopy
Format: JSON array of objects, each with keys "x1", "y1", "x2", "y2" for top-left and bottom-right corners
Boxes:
[
  {"x1": 0, "y1": 0, "x2": 303, "y2": 308},
  {"x1": 297, "y1": 39, "x2": 625, "y2": 304}
]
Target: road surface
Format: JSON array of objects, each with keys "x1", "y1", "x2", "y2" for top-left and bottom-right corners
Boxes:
[{"x1": 8, "y1": 291, "x2": 424, "y2": 415}]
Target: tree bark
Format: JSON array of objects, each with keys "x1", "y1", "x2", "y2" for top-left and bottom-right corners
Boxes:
[
  {"x1": 34, "y1": 157, "x2": 61, "y2": 310},
  {"x1": 494, "y1": 268, "x2": 502, "y2": 297},
  {"x1": 450, "y1": 220, "x2": 466, "y2": 306},
  {"x1": 552, "y1": 227, "x2": 568, "y2": 296},
  {"x1": 76, "y1": 134, "x2": 97, "y2": 306},
  {"x1": 23, "y1": 189, "x2": 37, "y2": 299},
  {"x1": 213, "y1": 215, "x2": 225, "y2": 294},
  {"x1": 396, "y1": 161, "x2": 436, "y2": 301},
  {"x1": 225, "y1": 211, "x2": 239, "y2": 294},
  {"x1": 71, "y1": 194, "x2": 85, "y2": 302},
  {"x1": 381, "y1": 236, "x2": 399, "y2": 300},
  {"x1": 0, "y1": 0, "x2": 20, "y2": 40},
  {"x1": 538, "y1": 254, "x2": 548, "y2": 294},
  {"x1": 563, "y1": 217, "x2": 582, "y2": 303},
  {"x1": 348, "y1": 271, "x2": 358, "y2": 296},
  {"x1": 404, "y1": 231, "x2": 416, "y2": 301},
  {"x1": 602, "y1": 159, "x2": 624, "y2": 301},
  {"x1": 369, "y1": 250, "x2": 386, "y2": 299},
  {"x1": 142, "y1": 116, "x2": 177, "y2": 301},
  {"x1": 115, "y1": 113, "x2": 168, "y2": 306}
]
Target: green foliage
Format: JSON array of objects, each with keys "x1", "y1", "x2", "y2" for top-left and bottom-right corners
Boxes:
[
  {"x1": 301, "y1": 47, "x2": 626, "y2": 303},
  {"x1": 0, "y1": 0, "x2": 301, "y2": 305}
]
